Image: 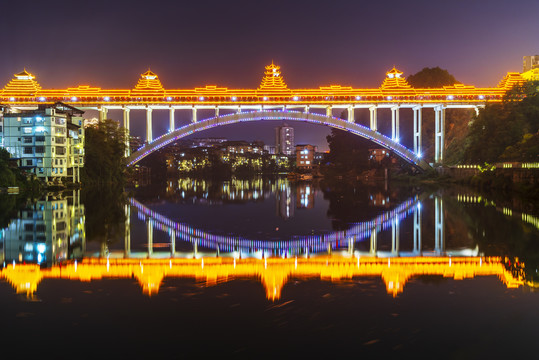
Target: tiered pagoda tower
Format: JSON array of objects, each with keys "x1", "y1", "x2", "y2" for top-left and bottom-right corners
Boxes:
[
  {"x1": 258, "y1": 62, "x2": 288, "y2": 91},
  {"x1": 2, "y1": 69, "x2": 42, "y2": 96}
]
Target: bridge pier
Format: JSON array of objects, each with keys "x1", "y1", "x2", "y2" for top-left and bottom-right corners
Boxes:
[
  {"x1": 304, "y1": 105, "x2": 309, "y2": 113},
  {"x1": 169, "y1": 107, "x2": 175, "y2": 133},
  {"x1": 391, "y1": 218, "x2": 399, "y2": 256},
  {"x1": 124, "y1": 204, "x2": 131, "y2": 258},
  {"x1": 99, "y1": 106, "x2": 108, "y2": 122},
  {"x1": 370, "y1": 229, "x2": 377, "y2": 256},
  {"x1": 170, "y1": 230, "x2": 175, "y2": 256},
  {"x1": 326, "y1": 106, "x2": 332, "y2": 117},
  {"x1": 192, "y1": 107, "x2": 197, "y2": 123},
  {"x1": 413, "y1": 106, "x2": 422, "y2": 156},
  {"x1": 435, "y1": 197, "x2": 444, "y2": 254},
  {"x1": 147, "y1": 218, "x2": 153, "y2": 257},
  {"x1": 391, "y1": 105, "x2": 400, "y2": 142},
  {"x1": 347, "y1": 106, "x2": 355, "y2": 123},
  {"x1": 146, "y1": 107, "x2": 153, "y2": 143},
  {"x1": 369, "y1": 105, "x2": 378, "y2": 131},
  {"x1": 434, "y1": 105, "x2": 445, "y2": 163},
  {"x1": 413, "y1": 203, "x2": 421, "y2": 255},
  {"x1": 123, "y1": 107, "x2": 130, "y2": 156},
  {"x1": 215, "y1": 106, "x2": 219, "y2": 118}
]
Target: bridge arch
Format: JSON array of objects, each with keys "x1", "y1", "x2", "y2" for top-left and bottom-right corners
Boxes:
[{"x1": 127, "y1": 110, "x2": 430, "y2": 170}]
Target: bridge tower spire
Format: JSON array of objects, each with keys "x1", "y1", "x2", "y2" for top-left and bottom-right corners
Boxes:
[{"x1": 258, "y1": 61, "x2": 288, "y2": 90}]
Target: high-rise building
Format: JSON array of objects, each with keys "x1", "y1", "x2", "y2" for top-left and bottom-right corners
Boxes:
[
  {"x1": 523, "y1": 55, "x2": 539, "y2": 72},
  {"x1": 275, "y1": 123, "x2": 294, "y2": 155},
  {"x1": 1, "y1": 102, "x2": 85, "y2": 183}
]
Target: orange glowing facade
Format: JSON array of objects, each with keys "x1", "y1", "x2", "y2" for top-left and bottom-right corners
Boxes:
[
  {"x1": 0, "y1": 256, "x2": 525, "y2": 301},
  {"x1": 0, "y1": 64, "x2": 527, "y2": 107}
]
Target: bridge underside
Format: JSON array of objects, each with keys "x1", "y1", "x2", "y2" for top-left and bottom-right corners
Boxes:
[{"x1": 127, "y1": 110, "x2": 430, "y2": 170}]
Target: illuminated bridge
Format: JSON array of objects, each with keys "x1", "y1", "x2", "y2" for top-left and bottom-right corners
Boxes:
[
  {"x1": 0, "y1": 64, "x2": 527, "y2": 167},
  {"x1": 0, "y1": 256, "x2": 525, "y2": 300},
  {"x1": 114, "y1": 196, "x2": 476, "y2": 259}
]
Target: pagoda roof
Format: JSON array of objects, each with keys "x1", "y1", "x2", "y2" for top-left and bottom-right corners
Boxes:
[
  {"x1": 2, "y1": 69, "x2": 42, "y2": 96},
  {"x1": 498, "y1": 72, "x2": 526, "y2": 89},
  {"x1": 133, "y1": 69, "x2": 164, "y2": 93},
  {"x1": 380, "y1": 67, "x2": 413, "y2": 90},
  {"x1": 258, "y1": 62, "x2": 289, "y2": 92}
]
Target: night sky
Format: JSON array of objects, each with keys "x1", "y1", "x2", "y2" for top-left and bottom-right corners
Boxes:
[{"x1": 2, "y1": 0, "x2": 538, "y2": 149}]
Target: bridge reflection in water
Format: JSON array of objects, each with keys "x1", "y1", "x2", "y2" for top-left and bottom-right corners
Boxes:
[
  {"x1": 1, "y1": 256, "x2": 524, "y2": 300},
  {"x1": 123, "y1": 195, "x2": 463, "y2": 258}
]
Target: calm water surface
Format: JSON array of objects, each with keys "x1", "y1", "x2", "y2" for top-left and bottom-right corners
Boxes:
[{"x1": 1, "y1": 177, "x2": 539, "y2": 357}]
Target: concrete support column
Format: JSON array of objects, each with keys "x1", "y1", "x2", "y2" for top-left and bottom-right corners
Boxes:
[
  {"x1": 369, "y1": 105, "x2": 378, "y2": 131},
  {"x1": 124, "y1": 204, "x2": 131, "y2": 258},
  {"x1": 435, "y1": 197, "x2": 444, "y2": 254},
  {"x1": 413, "y1": 106, "x2": 422, "y2": 156},
  {"x1": 215, "y1": 106, "x2": 219, "y2": 118},
  {"x1": 146, "y1": 107, "x2": 153, "y2": 143},
  {"x1": 348, "y1": 237, "x2": 354, "y2": 255},
  {"x1": 391, "y1": 105, "x2": 400, "y2": 141},
  {"x1": 170, "y1": 230, "x2": 176, "y2": 256},
  {"x1": 347, "y1": 106, "x2": 355, "y2": 123},
  {"x1": 326, "y1": 106, "x2": 332, "y2": 118},
  {"x1": 99, "y1": 106, "x2": 108, "y2": 122},
  {"x1": 147, "y1": 218, "x2": 153, "y2": 257},
  {"x1": 305, "y1": 105, "x2": 310, "y2": 113},
  {"x1": 413, "y1": 203, "x2": 421, "y2": 254},
  {"x1": 391, "y1": 219, "x2": 399, "y2": 255},
  {"x1": 123, "y1": 107, "x2": 130, "y2": 157},
  {"x1": 192, "y1": 107, "x2": 197, "y2": 123},
  {"x1": 370, "y1": 229, "x2": 377, "y2": 256},
  {"x1": 474, "y1": 106, "x2": 480, "y2": 117},
  {"x1": 169, "y1": 107, "x2": 175, "y2": 133},
  {"x1": 434, "y1": 106, "x2": 445, "y2": 163}
]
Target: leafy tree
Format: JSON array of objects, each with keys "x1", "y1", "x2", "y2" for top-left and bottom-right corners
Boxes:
[
  {"x1": 0, "y1": 148, "x2": 16, "y2": 187},
  {"x1": 82, "y1": 119, "x2": 128, "y2": 185},
  {"x1": 325, "y1": 127, "x2": 370, "y2": 174},
  {"x1": 462, "y1": 81, "x2": 539, "y2": 163},
  {"x1": 407, "y1": 67, "x2": 458, "y2": 88}
]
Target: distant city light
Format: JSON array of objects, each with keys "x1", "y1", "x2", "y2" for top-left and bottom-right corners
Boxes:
[
  {"x1": 104, "y1": 96, "x2": 110, "y2": 101},
  {"x1": 71, "y1": 96, "x2": 77, "y2": 101},
  {"x1": 39, "y1": 97, "x2": 46, "y2": 101}
]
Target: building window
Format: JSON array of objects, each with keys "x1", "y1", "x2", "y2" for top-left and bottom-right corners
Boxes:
[
  {"x1": 35, "y1": 146, "x2": 45, "y2": 153},
  {"x1": 23, "y1": 137, "x2": 33, "y2": 144},
  {"x1": 26, "y1": 159, "x2": 33, "y2": 166},
  {"x1": 36, "y1": 136, "x2": 45, "y2": 142},
  {"x1": 24, "y1": 147, "x2": 33, "y2": 154},
  {"x1": 23, "y1": 127, "x2": 32, "y2": 134}
]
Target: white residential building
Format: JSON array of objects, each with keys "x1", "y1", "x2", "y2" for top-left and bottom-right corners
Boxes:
[{"x1": 0, "y1": 102, "x2": 84, "y2": 183}]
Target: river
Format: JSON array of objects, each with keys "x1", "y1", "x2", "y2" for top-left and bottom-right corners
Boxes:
[{"x1": 1, "y1": 177, "x2": 538, "y2": 357}]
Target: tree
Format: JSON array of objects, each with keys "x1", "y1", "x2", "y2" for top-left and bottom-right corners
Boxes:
[
  {"x1": 462, "y1": 81, "x2": 539, "y2": 163},
  {"x1": 325, "y1": 127, "x2": 370, "y2": 174},
  {"x1": 82, "y1": 119, "x2": 128, "y2": 185},
  {"x1": 407, "y1": 67, "x2": 458, "y2": 88}
]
